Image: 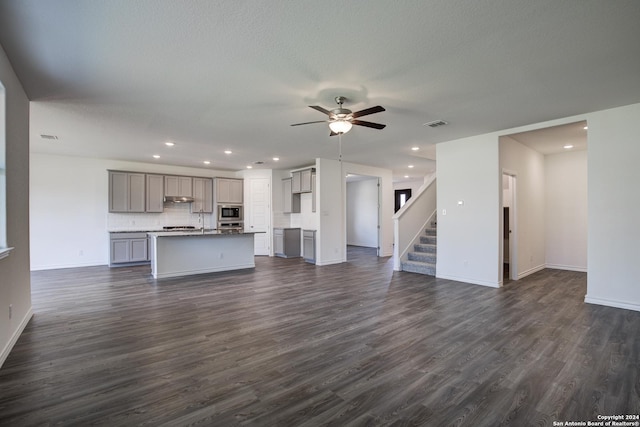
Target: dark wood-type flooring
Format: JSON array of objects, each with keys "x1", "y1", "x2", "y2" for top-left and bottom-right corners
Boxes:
[{"x1": 1, "y1": 247, "x2": 639, "y2": 426}]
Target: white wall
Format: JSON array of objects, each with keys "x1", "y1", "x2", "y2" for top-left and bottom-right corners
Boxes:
[
  {"x1": 316, "y1": 158, "x2": 344, "y2": 265},
  {"x1": 346, "y1": 178, "x2": 378, "y2": 248},
  {"x1": 585, "y1": 103, "x2": 640, "y2": 311},
  {"x1": 435, "y1": 102, "x2": 640, "y2": 311},
  {"x1": 393, "y1": 178, "x2": 424, "y2": 201},
  {"x1": 545, "y1": 150, "x2": 587, "y2": 271},
  {"x1": 0, "y1": 44, "x2": 32, "y2": 368},
  {"x1": 436, "y1": 134, "x2": 501, "y2": 287},
  {"x1": 30, "y1": 152, "x2": 237, "y2": 270},
  {"x1": 500, "y1": 136, "x2": 546, "y2": 280}
]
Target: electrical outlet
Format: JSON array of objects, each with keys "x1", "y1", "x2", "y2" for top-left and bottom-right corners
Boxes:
[
  {"x1": 9, "y1": 304, "x2": 12, "y2": 319},
  {"x1": 79, "y1": 250, "x2": 84, "y2": 256}
]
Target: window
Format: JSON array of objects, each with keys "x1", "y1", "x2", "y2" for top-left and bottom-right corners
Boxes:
[{"x1": 394, "y1": 189, "x2": 412, "y2": 213}]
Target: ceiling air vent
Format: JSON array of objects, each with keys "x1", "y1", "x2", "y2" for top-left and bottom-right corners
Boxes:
[
  {"x1": 40, "y1": 134, "x2": 58, "y2": 140},
  {"x1": 423, "y1": 120, "x2": 448, "y2": 128}
]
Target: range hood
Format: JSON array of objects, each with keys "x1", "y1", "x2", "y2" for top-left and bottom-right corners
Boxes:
[{"x1": 164, "y1": 196, "x2": 195, "y2": 203}]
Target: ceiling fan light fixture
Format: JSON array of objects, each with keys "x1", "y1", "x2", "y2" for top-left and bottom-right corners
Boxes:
[{"x1": 329, "y1": 120, "x2": 352, "y2": 134}]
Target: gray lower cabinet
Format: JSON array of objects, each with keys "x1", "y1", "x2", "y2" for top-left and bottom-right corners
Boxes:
[
  {"x1": 303, "y1": 229, "x2": 316, "y2": 264},
  {"x1": 274, "y1": 228, "x2": 301, "y2": 258},
  {"x1": 110, "y1": 232, "x2": 150, "y2": 266}
]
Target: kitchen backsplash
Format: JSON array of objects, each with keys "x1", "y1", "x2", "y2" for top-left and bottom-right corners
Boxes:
[{"x1": 107, "y1": 203, "x2": 215, "y2": 231}]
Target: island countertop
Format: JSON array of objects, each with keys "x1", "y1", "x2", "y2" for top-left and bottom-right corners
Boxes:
[{"x1": 147, "y1": 230, "x2": 263, "y2": 237}]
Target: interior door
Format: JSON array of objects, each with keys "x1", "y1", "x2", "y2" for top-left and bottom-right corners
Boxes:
[{"x1": 247, "y1": 178, "x2": 270, "y2": 255}]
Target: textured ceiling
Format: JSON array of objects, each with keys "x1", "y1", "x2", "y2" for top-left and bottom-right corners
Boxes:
[{"x1": 1, "y1": 0, "x2": 639, "y2": 181}]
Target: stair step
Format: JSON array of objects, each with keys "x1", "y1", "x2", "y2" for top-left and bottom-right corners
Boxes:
[
  {"x1": 408, "y1": 252, "x2": 437, "y2": 263},
  {"x1": 402, "y1": 260, "x2": 436, "y2": 276},
  {"x1": 425, "y1": 227, "x2": 437, "y2": 236},
  {"x1": 420, "y1": 235, "x2": 437, "y2": 244},
  {"x1": 414, "y1": 243, "x2": 437, "y2": 253}
]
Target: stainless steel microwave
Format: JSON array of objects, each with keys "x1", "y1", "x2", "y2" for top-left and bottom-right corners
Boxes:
[{"x1": 218, "y1": 205, "x2": 242, "y2": 221}]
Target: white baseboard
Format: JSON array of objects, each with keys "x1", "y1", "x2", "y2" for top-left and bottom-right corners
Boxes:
[
  {"x1": 545, "y1": 263, "x2": 587, "y2": 273},
  {"x1": 0, "y1": 308, "x2": 34, "y2": 369},
  {"x1": 584, "y1": 296, "x2": 640, "y2": 312},
  {"x1": 316, "y1": 258, "x2": 343, "y2": 266},
  {"x1": 517, "y1": 264, "x2": 546, "y2": 280},
  {"x1": 31, "y1": 261, "x2": 106, "y2": 271},
  {"x1": 436, "y1": 273, "x2": 500, "y2": 288}
]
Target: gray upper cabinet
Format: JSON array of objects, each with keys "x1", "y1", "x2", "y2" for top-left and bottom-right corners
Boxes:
[
  {"x1": 146, "y1": 174, "x2": 164, "y2": 213},
  {"x1": 291, "y1": 171, "x2": 302, "y2": 193},
  {"x1": 109, "y1": 171, "x2": 145, "y2": 213},
  {"x1": 216, "y1": 178, "x2": 243, "y2": 204},
  {"x1": 192, "y1": 177, "x2": 213, "y2": 213},
  {"x1": 301, "y1": 168, "x2": 312, "y2": 193},
  {"x1": 291, "y1": 168, "x2": 315, "y2": 194},
  {"x1": 165, "y1": 175, "x2": 193, "y2": 197}
]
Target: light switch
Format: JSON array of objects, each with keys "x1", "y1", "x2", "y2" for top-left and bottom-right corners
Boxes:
[{"x1": 442, "y1": 209, "x2": 447, "y2": 216}]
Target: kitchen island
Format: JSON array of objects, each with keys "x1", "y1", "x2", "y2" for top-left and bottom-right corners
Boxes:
[{"x1": 147, "y1": 230, "x2": 260, "y2": 279}]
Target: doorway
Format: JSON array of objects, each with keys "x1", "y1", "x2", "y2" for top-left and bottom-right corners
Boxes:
[
  {"x1": 345, "y1": 175, "x2": 380, "y2": 258},
  {"x1": 502, "y1": 173, "x2": 516, "y2": 282}
]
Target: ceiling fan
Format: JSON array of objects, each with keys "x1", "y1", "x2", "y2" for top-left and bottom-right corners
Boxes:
[{"x1": 290, "y1": 96, "x2": 386, "y2": 136}]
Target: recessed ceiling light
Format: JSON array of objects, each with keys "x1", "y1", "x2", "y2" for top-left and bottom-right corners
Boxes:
[
  {"x1": 583, "y1": 126, "x2": 588, "y2": 130},
  {"x1": 203, "y1": 160, "x2": 210, "y2": 165},
  {"x1": 165, "y1": 142, "x2": 175, "y2": 147},
  {"x1": 153, "y1": 155, "x2": 160, "y2": 159},
  {"x1": 246, "y1": 165, "x2": 253, "y2": 169},
  {"x1": 408, "y1": 165, "x2": 414, "y2": 168},
  {"x1": 224, "y1": 150, "x2": 232, "y2": 155},
  {"x1": 564, "y1": 145, "x2": 574, "y2": 149},
  {"x1": 411, "y1": 147, "x2": 419, "y2": 151},
  {"x1": 273, "y1": 157, "x2": 280, "y2": 161},
  {"x1": 404, "y1": 175, "x2": 409, "y2": 178}
]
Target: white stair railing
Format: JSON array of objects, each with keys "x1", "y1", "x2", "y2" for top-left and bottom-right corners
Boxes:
[{"x1": 393, "y1": 177, "x2": 437, "y2": 271}]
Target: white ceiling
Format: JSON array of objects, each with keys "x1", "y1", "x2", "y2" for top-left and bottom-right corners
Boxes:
[
  {"x1": 507, "y1": 121, "x2": 587, "y2": 155},
  {"x1": 1, "y1": 1, "x2": 639, "y2": 181}
]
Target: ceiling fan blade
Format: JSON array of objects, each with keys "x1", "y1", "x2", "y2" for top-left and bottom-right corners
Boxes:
[
  {"x1": 352, "y1": 119, "x2": 386, "y2": 130},
  {"x1": 352, "y1": 105, "x2": 385, "y2": 118},
  {"x1": 309, "y1": 105, "x2": 332, "y2": 116},
  {"x1": 290, "y1": 120, "x2": 327, "y2": 126}
]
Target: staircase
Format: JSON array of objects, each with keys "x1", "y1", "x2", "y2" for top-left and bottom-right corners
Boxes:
[{"x1": 401, "y1": 224, "x2": 437, "y2": 276}]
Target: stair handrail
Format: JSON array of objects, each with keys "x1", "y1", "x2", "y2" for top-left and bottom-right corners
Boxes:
[{"x1": 393, "y1": 176, "x2": 437, "y2": 271}]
